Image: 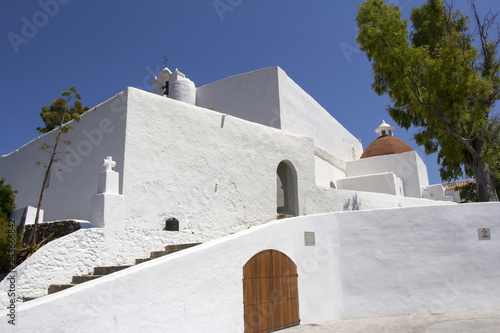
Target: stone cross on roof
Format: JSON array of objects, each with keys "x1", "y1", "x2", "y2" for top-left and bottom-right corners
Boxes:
[{"x1": 103, "y1": 156, "x2": 116, "y2": 171}]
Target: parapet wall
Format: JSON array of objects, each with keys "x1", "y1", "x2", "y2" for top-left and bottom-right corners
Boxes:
[
  {"x1": 2, "y1": 203, "x2": 499, "y2": 332},
  {"x1": 0, "y1": 228, "x2": 215, "y2": 308}
]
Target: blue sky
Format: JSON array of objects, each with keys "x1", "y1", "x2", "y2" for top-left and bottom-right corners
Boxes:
[{"x1": 1, "y1": 0, "x2": 499, "y2": 185}]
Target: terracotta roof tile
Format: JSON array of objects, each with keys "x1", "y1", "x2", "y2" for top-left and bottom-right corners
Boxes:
[{"x1": 360, "y1": 135, "x2": 414, "y2": 159}]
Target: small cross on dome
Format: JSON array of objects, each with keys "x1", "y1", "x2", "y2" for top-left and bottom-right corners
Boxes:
[{"x1": 103, "y1": 156, "x2": 116, "y2": 171}]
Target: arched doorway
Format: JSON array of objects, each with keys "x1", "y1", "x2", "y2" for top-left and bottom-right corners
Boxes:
[
  {"x1": 243, "y1": 250, "x2": 300, "y2": 333},
  {"x1": 276, "y1": 161, "x2": 298, "y2": 217}
]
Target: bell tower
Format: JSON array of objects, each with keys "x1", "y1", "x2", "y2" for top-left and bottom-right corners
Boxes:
[
  {"x1": 151, "y1": 67, "x2": 171, "y2": 96},
  {"x1": 151, "y1": 67, "x2": 196, "y2": 105}
]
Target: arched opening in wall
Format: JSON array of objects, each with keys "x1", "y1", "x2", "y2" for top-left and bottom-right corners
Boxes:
[
  {"x1": 276, "y1": 161, "x2": 298, "y2": 218},
  {"x1": 243, "y1": 250, "x2": 300, "y2": 333},
  {"x1": 330, "y1": 181, "x2": 336, "y2": 189}
]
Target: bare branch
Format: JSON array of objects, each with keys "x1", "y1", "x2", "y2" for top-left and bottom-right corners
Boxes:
[{"x1": 469, "y1": 0, "x2": 500, "y2": 77}]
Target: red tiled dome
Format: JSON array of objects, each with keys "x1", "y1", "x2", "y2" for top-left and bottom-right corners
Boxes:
[{"x1": 360, "y1": 135, "x2": 414, "y2": 159}]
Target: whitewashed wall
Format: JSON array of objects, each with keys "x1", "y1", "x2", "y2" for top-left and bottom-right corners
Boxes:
[
  {"x1": 312, "y1": 187, "x2": 453, "y2": 213},
  {"x1": 337, "y1": 172, "x2": 405, "y2": 196},
  {"x1": 2, "y1": 203, "x2": 499, "y2": 332},
  {"x1": 122, "y1": 88, "x2": 317, "y2": 230},
  {"x1": 337, "y1": 203, "x2": 500, "y2": 318},
  {"x1": 169, "y1": 71, "x2": 196, "y2": 105},
  {"x1": 445, "y1": 189, "x2": 462, "y2": 203},
  {"x1": 0, "y1": 228, "x2": 214, "y2": 308},
  {"x1": 346, "y1": 151, "x2": 429, "y2": 198},
  {"x1": 196, "y1": 67, "x2": 281, "y2": 128},
  {"x1": 0, "y1": 186, "x2": 452, "y2": 306},
  {"x1": 314, "y1": 155, "x2": 346, "y2": 188},
  {"x1": 0, "y1": 67, "x2": 365, "y2": 228},
  {"x1": 277, "y1": 67, "x2": 363, "y2": 163},
  {"x1": 196, "y1": 66, "x2": 363, "y2": 165},
  {"x1": 422, "y1": 184, "x2": 454, "y2": 201},
  {"x1": 0, "y1": 91, "x2": 128, "y2": 221}
]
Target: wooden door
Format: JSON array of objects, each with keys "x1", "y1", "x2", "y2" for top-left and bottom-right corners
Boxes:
[{"x1": 243, "y1": 250, "x2": 299, "y2": 333}]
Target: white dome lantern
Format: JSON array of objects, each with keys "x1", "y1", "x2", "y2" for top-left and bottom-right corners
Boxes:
[{"x1": 375, "y1": 120, "x2": 395, "y2": 138}]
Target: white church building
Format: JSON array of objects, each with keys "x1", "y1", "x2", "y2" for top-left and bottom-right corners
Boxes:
[{"x1": 0, "y1": 66, "x2": 499, "y2": 332}]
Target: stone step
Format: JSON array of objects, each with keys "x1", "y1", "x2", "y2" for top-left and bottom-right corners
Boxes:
[
  {"x1": 135, "y1": 258, "x2": 151, "y2": 264},
  {"x1": 71, "y1": 275, "x2": 104, "y2": 284},
  {"x1": 150, "y1": 250, "x2": 176, "y2": 259},
  {"x1": 150, "y1": 243, "x2": 202, "y2": 259},
  {"x1": 93, "y1": 265, "x2": 132, "y2": 276},
  {"x1": 48, "y1": 284, "x2": 74, "y2": 294},
  {"x1": 137, "y1": 243, "x2": 201, "y2": 262},
  {"x1": 164, "y1": 243, "x2": 201, "y2": 251},
  {"x1": 23, "y1": 296, "x2": 40, "y2": 302},
  {"x1": 38, "y1": 244, "x2": 202, "y2": 299}
]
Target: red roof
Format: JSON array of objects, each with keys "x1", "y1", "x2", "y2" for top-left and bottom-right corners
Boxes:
[{"x1": 360, "y1": 135, "x2": 414, "y2": 159}]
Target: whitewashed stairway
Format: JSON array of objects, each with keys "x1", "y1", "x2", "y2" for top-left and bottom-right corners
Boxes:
[{"x1": 23, "y1": 243, "x2": 201, "y2": 301}]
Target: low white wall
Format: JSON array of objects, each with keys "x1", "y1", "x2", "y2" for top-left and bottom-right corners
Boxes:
[
  {"x1": 8, "y1": 206, "x2": 43, "y2": 226},
  {"x1": 422, "y1": 184, "x2": 454, "y2": 201},
  {"x1": 0, "y1": 186, "x2": 450, "y2": 307},
  {"x1": 2, "y1": 203, "x2": 498, "y2": 332},
  {"x1": 312, "y1": 187, "x2": 453, "y2": 213},
  {"x1": 346, "y1": 151, "x2": 429, "y2": 198},
  {"x1": 337, "y1": 172, "x2": 404, "y2": 196},
  {"x1": 0, "y1": 228, "x2": 214, "y2": 307},
  {"x1": 445, "y1": 189, "x2": 462, "y2": 203},
  {"x1": 337, "y1": 203, "x2": 500, "y2": 318},
  {"x1": 314, "y1": 155, "x2": 346, "y2": 188}
]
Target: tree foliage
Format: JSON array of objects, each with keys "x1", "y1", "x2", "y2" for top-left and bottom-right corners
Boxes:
[
  {"x1": 0, "y1": 178, "x2": 17, "y2": 220},
  {"x1": 0, "y1": 179, "x2": 18, "y2": 278},
  {"x1": 37, "y1": 87, "x2": 89, "y2": 134},
  {"x1": 457, "y1": 167, "x2": 500, "y2": 202},
  {"x1": 356, "y1": 0, "x2": 500, "y2": 201},
  {"x1": 33, "y1": 87, "x2": 89, "y2": 245}
]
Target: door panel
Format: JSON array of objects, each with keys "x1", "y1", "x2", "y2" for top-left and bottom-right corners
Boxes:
[{"x1": 243, "y1": 250, "x2": 299, "y2": 333}]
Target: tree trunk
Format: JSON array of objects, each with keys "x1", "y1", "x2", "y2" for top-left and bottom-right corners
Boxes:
[
  {"x1": 32, "y1": 133, "x2": 61, "y2": 245},
  {"x1": 472, "y1": 156, "x2": 499, "y2": 202}
]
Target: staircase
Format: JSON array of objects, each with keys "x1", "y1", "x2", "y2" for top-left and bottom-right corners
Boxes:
[{"x1": 23, "y1": 243, "x2": 201, "y2": 302}]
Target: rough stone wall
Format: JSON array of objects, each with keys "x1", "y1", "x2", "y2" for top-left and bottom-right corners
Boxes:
[{"x1": 21, "y1": 220, "x2": 81, "y2": 244}]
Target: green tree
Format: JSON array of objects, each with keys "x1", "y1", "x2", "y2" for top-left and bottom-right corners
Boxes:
[
  {"x1": 457, "y1": 166, "x2": 500, "y2": 202},
  {"x1": 356, "y1": 0, "x2": 500, "y2": 201},
  {"x1": 0, "y1": 178, "x2": 17, "y2": 220},
  {"x1": 0, "y1": 179, "x2": 18, "y2": 278},
  {"x1": 33, "y1": 87, "x2": 89, "y2": 245}
]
